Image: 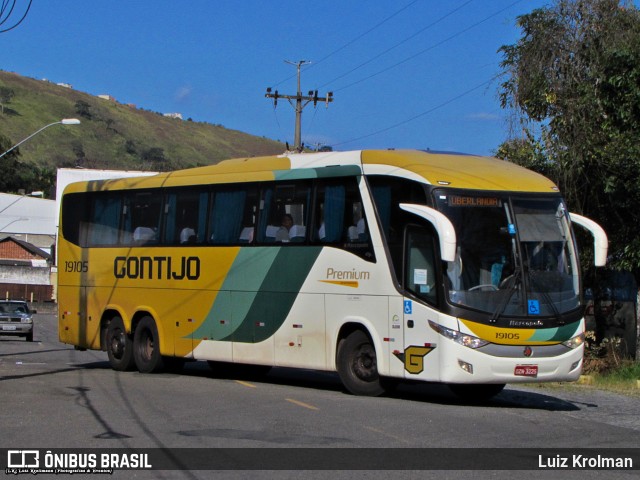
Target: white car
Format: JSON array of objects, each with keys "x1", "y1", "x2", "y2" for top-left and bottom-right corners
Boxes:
[{"x1": 0, "y1": 300, "x2": 35, "y2": 342}]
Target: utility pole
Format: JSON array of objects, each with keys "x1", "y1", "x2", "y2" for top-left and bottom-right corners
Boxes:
[{"x1": 265, "y1": 60, "x2": 333, "y2": 152}]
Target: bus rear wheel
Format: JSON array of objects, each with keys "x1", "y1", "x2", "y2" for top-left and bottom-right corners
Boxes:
[
  {"x1": 337, "y1": 329, "x2": 387, "y2": 396},
  {"x1": 106, "y1": 316, "x2": 135, "y2": 371},
  {"x1": 133, "y1": 316, "x2": 165, "y2": 373}
]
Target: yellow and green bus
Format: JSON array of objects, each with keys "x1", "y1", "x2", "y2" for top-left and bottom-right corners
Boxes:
[{"x1": 58, "y1": 149, "x2": 607, "y2": 399}]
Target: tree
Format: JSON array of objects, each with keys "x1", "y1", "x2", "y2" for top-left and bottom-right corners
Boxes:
[
  {"x1": 497, "y1": 0, "x2": 640, "y2": 275},
  {"x1": 0, "y1": 133, "x2": 55, "y2": 194},
  {"x1": 75, "y1": 100, "x2": 92, "y2": 119},
  {"x1": 0, "y1": 86, "x2": 15, "y2": 114}
]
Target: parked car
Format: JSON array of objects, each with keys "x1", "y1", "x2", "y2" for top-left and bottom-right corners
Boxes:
[{"x1": 0, "y1": 300, "x2": 35, "y2": 342}]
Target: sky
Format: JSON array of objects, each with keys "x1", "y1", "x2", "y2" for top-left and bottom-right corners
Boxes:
[{"x1": 1, "y1": 0, "x2": 551, "y2": 156}]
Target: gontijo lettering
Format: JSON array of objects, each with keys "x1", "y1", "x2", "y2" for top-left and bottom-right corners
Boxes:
[{"x1": 114, "y1": 256, "x2": 200, "y2": 280}]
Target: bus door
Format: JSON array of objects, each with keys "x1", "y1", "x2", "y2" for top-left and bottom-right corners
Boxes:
[{"x1": 401, "y1": 225, "x2": 440, "y2": 380}]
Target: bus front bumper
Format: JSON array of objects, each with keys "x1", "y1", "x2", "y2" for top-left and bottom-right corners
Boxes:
[{"x1": 435, "y1": 340, "x2": 584, "y2": 384}]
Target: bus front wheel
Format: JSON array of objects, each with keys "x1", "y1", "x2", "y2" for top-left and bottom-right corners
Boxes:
[
  {"x1": 106, "y1": 316, "x2": 135, "y2": 371},
  {"x1": 337, "y1": 329, "x2": 387, "y2": 396},
  {"x1": 133, "y1": 316, "x2": 165, "y2": 373}
]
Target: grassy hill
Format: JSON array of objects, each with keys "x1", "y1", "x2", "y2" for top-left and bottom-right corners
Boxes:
[{"x1": 0, "y1": 70, "x2": 284, "y2": 175}]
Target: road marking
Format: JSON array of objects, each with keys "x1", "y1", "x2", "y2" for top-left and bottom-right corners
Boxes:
[
  {"x1": 234, "y1": 380, "x2": 257, "y2": 388},
  {"x1": 285, "y1": 398, "x2": 319, "y2": 410},
  {"x1": 364, "y1": 425, "x2": 410, "y2": 444}
]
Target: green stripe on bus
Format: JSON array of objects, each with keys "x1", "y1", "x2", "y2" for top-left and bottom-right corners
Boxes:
[
  {"x1": 273, "y1": 165, "x2": 361, "y2": 181},
  {"x1": 529, "y1": 321, "x2": 580, "y2": 342},
  {"x1": 192, "y1": 246, "x2": 321, "y2": 342},
  {"x1": 225, "y1": 246, "x2": 322, "y2": 343}
]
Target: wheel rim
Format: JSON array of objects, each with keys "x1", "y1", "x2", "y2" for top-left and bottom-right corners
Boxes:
[
  {"x1": 352, "y1": 344, "x2": 377, "y2": 382},
  {"x1": 110, "y1": 329, "x2": 125, "y2": 360},
  {"x1": 140, "y1": 328, "x2": 154, "y2": 361}
]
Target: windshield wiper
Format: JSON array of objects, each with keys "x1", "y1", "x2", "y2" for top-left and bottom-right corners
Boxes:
[
  {"x1": 489, "y1": 266, "x2": 522, "y2": 324},
  {"x1": 528, "y1": 270, "x2": 562, "y2": 324}
]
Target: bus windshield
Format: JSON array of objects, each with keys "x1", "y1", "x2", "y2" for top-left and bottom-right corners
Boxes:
[{"x1": 434, "y1": 191, "x2": 580, "y2": 318}]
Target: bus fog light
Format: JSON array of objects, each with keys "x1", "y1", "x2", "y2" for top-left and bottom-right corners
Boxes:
[
  {"x1": 570, "y1": 360, "x2": 581, "y2": 372},
  {"x1": 458, "y1": 360, "x2": 474, "y2": 374}
]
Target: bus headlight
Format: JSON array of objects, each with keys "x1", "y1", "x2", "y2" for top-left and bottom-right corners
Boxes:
[
  {"x1": 562, "y1": 332, "x2": 585, "y2": 349},
  {"x1": 429, "y1": 320, "x2": 489, "y2": 349}
]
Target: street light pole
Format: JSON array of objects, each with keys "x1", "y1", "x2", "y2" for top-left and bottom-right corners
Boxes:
[{"x1": 0, "y1": 118, "x2": 81, "y2": 159}]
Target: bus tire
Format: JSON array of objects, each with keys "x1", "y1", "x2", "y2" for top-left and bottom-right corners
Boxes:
[
  {"x1": 448, "y1": 383, "x2": 505, "y2": 402},
  {"x1": 337, "y1": 329, "x2": 386, "y2": 397},
  {"x1": 106, "y1": 316, "x2": 135, "y2": 371},
  {"x1": 133, "y1": 316, "x2": 165, "y2": 373}
]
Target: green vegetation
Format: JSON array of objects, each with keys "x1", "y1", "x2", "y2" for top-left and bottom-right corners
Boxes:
[
  {"x1": 0, "y1": 70, "x2": 284, "y2": 196},
  {"x1": 580, "y1": 331, "x2": 640, "y2": 395},
  {"x1": 496, "y1": 1, "x2": 640, "y2": 385},
  {"x1": 497, "y1": 0, "x2": 640, "y2": 277}
]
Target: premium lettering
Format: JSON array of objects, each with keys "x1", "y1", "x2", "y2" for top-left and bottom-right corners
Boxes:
[
  {"x1": 326, "y1": 267, "x2": 370, "y2": 281},
  {"x1": 114, "y1": 256, "x2": 200, "y2": 280}
]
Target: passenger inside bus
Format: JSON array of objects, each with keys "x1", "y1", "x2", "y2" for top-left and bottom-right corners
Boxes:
[
  {"x1": 133, "y1": 226, "x2": 157, "y2": 244},
  {"x1": 347, "y1": 216, "x2": 367, "y2": 242},
  {"x1": 276, "y1": 214, "x2": 294, "y2": 242},
  {"x1": 179, "y1": 227, "x2": 196, "y2": 244},
  {"x1": 239, "y1": 227, "x2": 254, "y2": 243}
]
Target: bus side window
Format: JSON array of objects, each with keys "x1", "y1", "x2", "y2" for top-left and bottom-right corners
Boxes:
[
  {"x1": 316, "y1": 184, "x2": 345, "y2": 243},
  {"x1": 125, "y1": 191, "x2": 162, "y2": 245},
  {"x1": 405, "y1": 226, "x2": 438, "y2": 306},
  {"x1": 368, "y1": 176, "x2": 429, "y2": 282},
  {"x1": 164, "y1": 190, "x2": 208, "y2": 245},
  {"x1": 208, "y1": 186, "x2": 257, "y2": 245},
  {"x1": 258, "y1": 182, "x2": 310, "y2": 244},
  {"x1": 313, "y1": 177, "x2": 375, "y2": 261},
  {"x1": 61, "y1": 193, "x2": 89, "y2": 246},
  {"x1": 88, "y1": 194, "x2": 121, "y2": 246}
]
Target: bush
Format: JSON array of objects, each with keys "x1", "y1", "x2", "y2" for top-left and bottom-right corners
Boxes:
[{"x1": 582, "y1": 331, "x2": 625, "y2": 374}]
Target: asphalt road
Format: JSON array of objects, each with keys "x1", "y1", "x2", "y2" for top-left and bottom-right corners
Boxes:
[{"x1": 1, "y1": 313, "x2": 639, "y2": 480}]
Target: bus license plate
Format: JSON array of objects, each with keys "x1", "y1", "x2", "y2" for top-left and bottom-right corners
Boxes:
[{"x1": 514, "y1": 365, "x2": 538, "y2": 377}]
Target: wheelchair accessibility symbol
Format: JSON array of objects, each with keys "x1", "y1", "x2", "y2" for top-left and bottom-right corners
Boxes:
[
  {"x1": 528, "y1": 300, "x2": 540, "y2": 315},
  {"x1": 404, "y1": 300, "x2": 412, "y2": 315}
]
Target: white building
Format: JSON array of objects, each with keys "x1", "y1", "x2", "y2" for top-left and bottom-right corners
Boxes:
[{"x1": 0, "y1": 193, "x2": 57, "y2": 253}]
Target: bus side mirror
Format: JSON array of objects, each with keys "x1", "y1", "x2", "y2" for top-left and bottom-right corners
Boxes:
[
  {"x1": 399, "y1": 203, "x2": 457, "y2": 262},
  {"x1": 569, "y1": 213, "x2": 608, "y2": 267}
]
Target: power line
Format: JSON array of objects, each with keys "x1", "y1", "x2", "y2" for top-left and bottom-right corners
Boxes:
[
  {"x1": 316, "y1": 0, "x2": 475, "y2": 90},
  {"x1": 330, "y1": 0, "x2": 525, "y2": 93},
  {"x1": 0, "y1": 0, "x2": 33, "y2": 33},
  {"x1": 330, "y1": 78, "x2": 493, "y2": 148},
  {"x1": 268, "y1": 0, "x2": 420, "y2": 89},
  {"x1": 307, "y1": 0, "x2": 420, "y2": 71}
]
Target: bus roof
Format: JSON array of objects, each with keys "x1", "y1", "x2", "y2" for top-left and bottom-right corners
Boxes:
[{"x1": 62, "y1": 149, "x2": 558, "y2": 194}]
